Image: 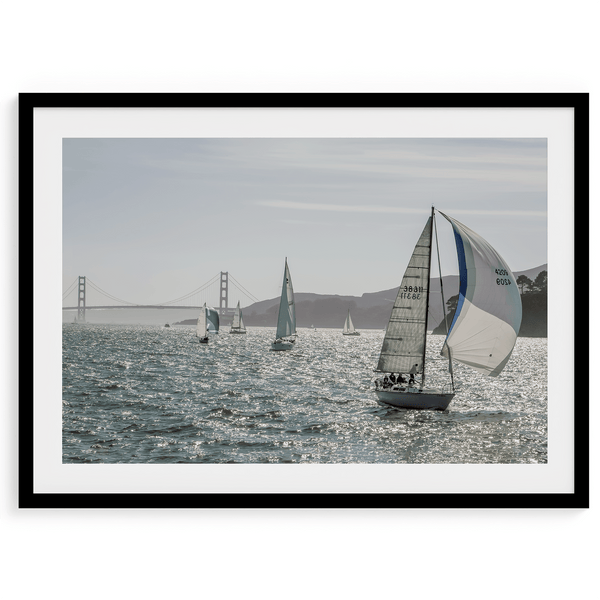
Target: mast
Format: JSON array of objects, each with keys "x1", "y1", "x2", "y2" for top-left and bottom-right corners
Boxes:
[
  {"x1": 422, "y1": 206, "x2": 435, "y2": 388},
  {"x1": 434, "y1": 210, "x2": 455, "y2": 391}
]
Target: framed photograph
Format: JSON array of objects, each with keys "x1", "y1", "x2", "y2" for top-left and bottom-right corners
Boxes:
[{"x1": 21, "y1": 93, "x2": 588, "y2": 509}]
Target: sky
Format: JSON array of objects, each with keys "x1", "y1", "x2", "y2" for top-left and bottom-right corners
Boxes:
[{"x1": 62, "y1": 138, "x2": 547, "y2": 308}]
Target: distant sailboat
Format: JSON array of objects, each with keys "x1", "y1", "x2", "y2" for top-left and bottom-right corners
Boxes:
[
  {"x1": 196, "y1": 303, "x2": 209, "y2": 344},
  {"x1": 342, "y1": 309, "x2": 360, "y2": 336},
  {"x1": 229, "y1": 301, "x2": 247, "y2": 334},
  {"x1": 206, "y1": 306, "x2": 220, "y2": 334},
  {"x1": 271, "y1": 258, "x2": 297, "y2": 351},
  {"x1": 374, "y1": 207, "x2": 522, "y2": 410}
]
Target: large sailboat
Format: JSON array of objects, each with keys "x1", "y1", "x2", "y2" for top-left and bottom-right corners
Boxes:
[
  {"x1": 342, "y1": 309, "x2": 360, "y2": 336},
  {"x1": 374, "y1": 207, "x2": 522, "y2": 410},
  {"x1": 229, "y1": 301, "x2": 247, "y2": 334},
  {"x1": 196, "y1": 303, "x2": 209, "y2": 344},
  {"x1": 271, "y1": 258, "x2": 297, "y2": 351}
]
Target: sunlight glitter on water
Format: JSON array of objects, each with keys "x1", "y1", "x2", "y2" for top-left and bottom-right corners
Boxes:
[{"x1": 63, "y1": 325, "x2": 547, "y2": 464}]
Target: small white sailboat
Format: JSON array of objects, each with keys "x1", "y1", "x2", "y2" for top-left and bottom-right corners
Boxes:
[
  {"x1": 271, "y1": 258, "x2": 297, "y2": 351},
  {"x1": 374, "y1": 207, "x2": 522, "y2": 410},
  {"x1": 342, "y1": 309, "x2": 360, "y2": 336},
  {"x1": 229, "y1": 301, "x2": 247, "y2": 334},
  {"x1": 196, "y1": 303, "x2": 209, "y2": 344}
]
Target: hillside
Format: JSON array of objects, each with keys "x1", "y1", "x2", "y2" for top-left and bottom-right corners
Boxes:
[{"x1": 178, "y1": 264, "x2": 547, "y2": 337}]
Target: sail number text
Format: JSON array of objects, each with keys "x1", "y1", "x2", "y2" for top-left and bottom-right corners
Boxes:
[
  {"x1": 400, "y1": 285, "x2": 423, "y2": 300},
  {"x1": 495, "y1": 269, "x2": 512, "y2": 286}
]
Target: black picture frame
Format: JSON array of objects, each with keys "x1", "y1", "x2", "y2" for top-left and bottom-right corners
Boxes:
[{"x1": 20, "y1": 93, "x2": 589, "y2": 509}]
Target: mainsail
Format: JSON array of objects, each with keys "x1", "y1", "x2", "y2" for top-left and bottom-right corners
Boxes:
[
  {"x1": 343, "y1": 310, "x2": 355, "y2": 334},
  {"x1": 377, "y1": 217, "x2": 432, "y2": 374},
  {"x1": 275, "y1": 259, "x2": 296, "y2": 339},
  {"x1": 196, "y1": 303, "x2": 207, "y2": 338},
  {"x1": 439, "y1": 212, "x2": 522, "y2": 376},
  {"x1": 231, "y1": 301, "x2": 245, "y2": 331}
]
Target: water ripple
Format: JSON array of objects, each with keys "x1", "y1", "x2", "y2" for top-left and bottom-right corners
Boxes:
[{"x1": 62, "y1": 324, "x2": 547, "y2": 464}]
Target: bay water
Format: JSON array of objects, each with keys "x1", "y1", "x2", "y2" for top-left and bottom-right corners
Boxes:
[{"x1": 62, "y1": 324, "x2": 547, "y2": 464}]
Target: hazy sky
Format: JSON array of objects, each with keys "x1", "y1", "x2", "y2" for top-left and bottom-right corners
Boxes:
[{"x1": 63, "y1": 138, "x2": 547, "y2": 307}]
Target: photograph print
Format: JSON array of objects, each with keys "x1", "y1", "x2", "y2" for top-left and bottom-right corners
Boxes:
[{"x1": 61, "y1": 136, "x2": 549, "y2": 466}]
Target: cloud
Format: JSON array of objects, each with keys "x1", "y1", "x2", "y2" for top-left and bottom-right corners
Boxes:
[{"x1": 256, "y1": 200, "x2": 546, "y2": 217}]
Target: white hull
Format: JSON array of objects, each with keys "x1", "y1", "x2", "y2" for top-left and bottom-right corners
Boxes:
[
  {"x1": 271, "y1": 340, "x2": 295, "y2": 351},
  {"x1": 343, "y1": 332, "x2": 360, "y2": 336},
  {"x1": 229, "y1": 329, "x2": 247, "y2": 334},
  {"x1": 375, "y1": 387, "x2": 454, "y2": 410}
]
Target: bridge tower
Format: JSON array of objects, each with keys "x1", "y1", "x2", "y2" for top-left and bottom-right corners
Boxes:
[
  {"x1": 77, "y1": 276, "x2": 86, "y2": 322},
  {"x1": 220, "y1": 271, "x2": 228, "y2": 315}
]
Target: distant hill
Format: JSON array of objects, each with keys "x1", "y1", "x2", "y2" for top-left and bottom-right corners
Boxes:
[
  {"x1": 518, "y1": 293, "x2": 547, "y2": 337},
  {"x1": 213, "y1": 264, "x2": 547, "y2": 336}
]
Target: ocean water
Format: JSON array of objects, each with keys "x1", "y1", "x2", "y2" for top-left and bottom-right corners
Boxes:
[{"x1": 62, "y1": 325, "x2": 547, "y2": 464}]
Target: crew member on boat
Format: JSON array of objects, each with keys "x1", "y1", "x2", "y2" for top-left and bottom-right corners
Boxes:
[{"x1": 408, "y1": 364, "x2": 418, "y2": 386}]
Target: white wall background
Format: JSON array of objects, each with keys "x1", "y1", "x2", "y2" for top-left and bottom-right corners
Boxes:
[{"x1": 2, "y1": 1, "x2": 596, "y2": 598}]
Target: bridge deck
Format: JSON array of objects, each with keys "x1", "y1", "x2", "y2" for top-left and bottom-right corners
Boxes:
[{"x1": 63, "y1": 306, "x2": 236, "y2": 313}]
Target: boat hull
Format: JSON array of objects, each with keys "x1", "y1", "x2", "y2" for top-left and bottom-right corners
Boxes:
[
  {"x1": 270, "y1": 340, "x2": 295, "y2": 351},
  {"x1": 375, "y1": 387, "x2": 454, "y2": 410},
  {"x1": 229, "y1": 329, "x2": 247, "y2": 334},
  {"x1": 342, "y1": 332, "x2": 360, "y2": 336}
]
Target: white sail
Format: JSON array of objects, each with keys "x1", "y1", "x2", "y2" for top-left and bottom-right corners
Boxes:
[
  {"x1": 439, "y1": 212, "x2": 522, "y2": 376},
  {"x1": 232, "y1": 302, "x2": 241, "y2": 328},
  {"x1": 231, "y1": 301, "x2": 246, "y2": 332},
  {"x1": 275, "y1": 258, "x2": 296, "y2": 339},
  {"x1": 206, "y1": 306, "x2": 220, "y2": 333},
  {"x1": 343, "y1": 310, "x2": 355, "y2": 333},
  {"x1": 377, "y1": 217, "x2": 432, "y2": 374},
  {"x1": 196, "y1": 303, "x2": 207, "y2": 338}
]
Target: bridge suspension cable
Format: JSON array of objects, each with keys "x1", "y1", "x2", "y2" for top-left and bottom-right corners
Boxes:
[
  {"x1": 157, "y1": 273, "x2": 221, "y2": 306},
  {"x1": 62, "y1": 272, "x2": 261, "y2": 308},
  {"x1": 228, "y1": 274, "x2": 261, "y2": 304},
  {"x1": 62, "y1": 278, "x2": 78, "y2": 300},
  {"x1": 86, "y1": 278, "x2": 138, "y2": 305}
]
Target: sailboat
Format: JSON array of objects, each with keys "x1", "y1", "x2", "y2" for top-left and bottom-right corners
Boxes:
[
  {"x1": 206, "y1": 306, "x2": 220, "y2": 334},
  {"x1": 196, "y1": 303, "x2": 209, "y2": 344},
  {"x1": 374, "y1": 207, "x2": 522, "y2": 410},
  {"x1": 271, "y1": 258, "x2": 297, "y2": 351},
  {"x1": 342, "y1": 309, "x2": 360, "y2": 336},
  {"x1": 229, "y1": 301, "x2": 247, "y2": 334}
]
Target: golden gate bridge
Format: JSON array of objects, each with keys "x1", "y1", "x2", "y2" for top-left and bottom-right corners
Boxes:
[{"x1": 62, "y1": 272, "x2": 260, "y2": 323}]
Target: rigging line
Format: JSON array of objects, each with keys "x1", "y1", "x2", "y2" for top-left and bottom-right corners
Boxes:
[
  {"x1": 434, "y1": 209, "x2": 455, "y2": 391},
  {"x1": 433, "y1": 213, "x2": 450, "y2": 337},
  {"x1": 228, "y1": 274, "x2": 261, "y2": 303}
]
